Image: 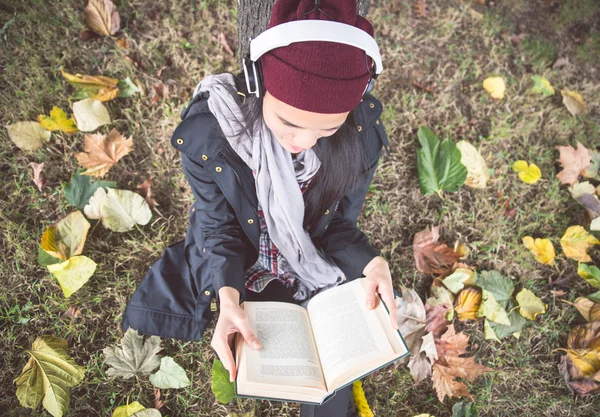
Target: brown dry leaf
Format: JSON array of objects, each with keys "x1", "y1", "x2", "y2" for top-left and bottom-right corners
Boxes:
[
  {"x1": 560, "y1": 318, "x2": 600, "y2": 395},
  {"x1": 561, "y1": 88, "x2": 589, "y2": 116},
  {"x1": 154, "y1": 388, "x2": 165, "y2": 410},
  {"x1": 84, "y1": 0, "x2": 120, "y2": 37},
  {"x1": 425, "y1": 302, "x2": 450, "y2": 339},
  {"x1": 116, "y1": 37, "x2": 128, "y2": 49},
  {"x1": 414, "y1": 0, "x2": 428, "y2": 18},
  {"x1": 550, "y1": 289, "x2": 567, "y2": 297},
  {"x1": 61, "y1": 306, "x2": 81, "y2": 320},
  {"x1": 29, "y1": 162, "x2": 46, "y2": 192},
  {"x1": 556, "y1": 142, "x2": 591, "y2": 186},
  {"x1": 454, "y1": 287, "x2": 482, "y2": 321},
  {"x1": 413, "y1": 225, "x2": 461, "y2": 276},
  {"x1": 151, "y1": 83, "x2": 169, "y2": 105},
  {"x1": 136, "y1": 177, "x2": 159, "y2": 207},
  {"x1": 75, "y1": 129, "x2": 133, "y2": 177},
  {"x1": 212, "y1": 32, "x2": 235, "y2": 56},
  {"x1": 432, "y1": 324, "x2": 491, "y2": 402},
  {"x1": 568, "y1": 322, "x2": 600, "y2": 350},
  {"x1": 573, "y1": 297, "x2": 600, "y2": 322}
]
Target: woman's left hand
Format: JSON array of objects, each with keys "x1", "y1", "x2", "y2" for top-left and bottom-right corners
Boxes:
[{"x1": 362, "y1": 256, "x2": 398, "y2": 330}]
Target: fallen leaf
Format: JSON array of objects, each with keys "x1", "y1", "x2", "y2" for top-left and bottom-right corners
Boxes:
[
  {"x1": 568, "y1": 322, "x2": 600, "y2": 350},
  {"x1": 531, "y1": 75, "x2": 555, "y2": 96},
  {"x1": 149, "y1": 357, "x2": 190, "y2": 389},
  {"x1": 131, "y1": 410, "x2": 161, "y2": 417},
  {"x1": 84, "y1": 188, "x2": 152, "y2": 232},
  {"x1": 478, "y1": 289, "x2": 511, "y2": 325},
  {"x1": 212, "y1": 358, "x2": 235, "y2": 404},
  {"x1": 84, "y1": 0, "x2": 120, "y2": 37},
  {"x1": 474, "y1": 270, "x2": 515, "y2": 309},
  {"x1": 483, "y1": 77, "x2": 505, "y2": 99},
  {"x1": 559, "y1": 321, "x2": 600, "y2": 395},
  {"x1": 431, "y1": 324, "x2": 491, "y2": 402},
  {"x1": 413, "y1": 225, "x2": 462, "y2": 276},
  {"x1": 414, "y1": 0, "x2": 429, "y2": 18},
  {"x1": 488, "y1": 300, "x2": 527, "y2": 340},
  {"x1": 426, "y1": 303, "x2": 450, "y2": 339},
  {"x1": 578, "y1": 263, "x2": 600, "y2": 289},
  {"x1": 561, "y1": 88, "x2": 588, "y2": 116},
  {"x1": 522, "y1": 236, "x2": 555, "y2": 265},
  {"x1": 571, "y1": 181, "x2": 597, "y2": 199},
  {"x1": 512, "y1": 160, "x2": 541, "y2": 184},
  {"x1": 515, "y1": 288, "x2": 547, "y2": 320},
  {"x1": 573, "y1": 297, "x2": 600, "y2": 322},
  {"x1": 75, "y1": 129, "x2": 133, "y2": 177},
  {"x1": 38, "y1": 106, "x2": 78, "y2": 133},
  {"x1": 484, "y1": 319, "x2": 500, "y2": 342},
  {"x1": 451, "y1": 401, "x2": 479, "y2": 417},
  {"x1": 136, "y1": 177, "x2": 158, "y2": 207},
  {"x1": 592, "y1": 217, "x2": 600, "y2": 231},
  {"x1": 427, "y1": 283, "x2": 455, "y2": 320},
  {"x1": 14, "y1": 336, "x2": 86, "y2": 417},
  {"x1": 454, "y1": 287, "x2": 482, "y2": 321},
  {"x1": 61, "y1": 306, "x2": 81, "y2": 320},
  {"x1": 560, "y1": 225, "x2": 600, "y2": 262},
  {"x1": 556, "y1": 142, "x2": 591, "y2": 186},
  {"x1": 29, "y1": 162, "x2": 46, "y2": 192},
  {"x1": 442, "y1": 271, "x2": 472, "y2": 294},
  {"x1": 103, "y1": 328, "x2": 162, "y2": 379},
  {"x1": 352, "y1": 380, "x2": 374, "y2": 417},
  {"x1": 151, "y1": 83, "x2": 169, "y2": 105},
  {"x1": 416, "y1": 127, "x2": 467, "y2": 196},
  {"x1": 47, "y1": 255, "x2": 97, "y2": 298},
  {"x1": 582, "y1": 151, "x2": 600, "y2": 180},
  {"x1": 118, "y1": 77, "x2": 141, "y2": 98},
  {"x1": 63, "y1": 169, "x2": 116, "y2": 210},
  {"x1": 456, "y1": 141, "x2": 489, "y2": 189},
  {"x1": 6, "y1": 121, "x2": 51, "y2": 151},
  {"x1": 213, "y1": 32, "x2": 234, "y2": 56},
  {"x1": 116, "y1": 37, "x2": 129, "y2": 49},
  {"x1": 41, "y1": 211, "x2": 91, "y2": 261},
  {"x1": 112, "y1": 401, "x2": 145, "y2": 417},
  {"x1": 61, "y1": 70, "x2": 120, "y2": 102},
  {"x1": 153, "y1": 388, "x2": 164, "y2": 410},
  {"x1": 72, "y1": 99, "x2": 111, "y2": 132}
]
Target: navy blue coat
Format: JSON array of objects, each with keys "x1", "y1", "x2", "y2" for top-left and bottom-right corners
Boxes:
[{"x1": 121, "y1": 91, "x2": 390, "y2": 341}]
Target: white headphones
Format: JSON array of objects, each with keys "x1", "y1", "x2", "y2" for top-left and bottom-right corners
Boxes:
[{"x1": 243, "y1": 17, "x2": 383, "y2": 99}]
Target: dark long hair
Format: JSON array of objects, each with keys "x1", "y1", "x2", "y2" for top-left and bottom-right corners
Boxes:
[{"x1": 216, "y1": 72, "x2": 369, "y2": 231}]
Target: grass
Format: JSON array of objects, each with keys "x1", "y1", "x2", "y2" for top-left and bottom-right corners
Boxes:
[{"x1": 1, "y1": 0, "x2": 600, "y2": 416}]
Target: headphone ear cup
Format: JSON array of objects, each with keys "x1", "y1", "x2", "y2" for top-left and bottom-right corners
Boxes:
[{"x1": 363, "y1": 78, "x2": 375, "y2": 96}]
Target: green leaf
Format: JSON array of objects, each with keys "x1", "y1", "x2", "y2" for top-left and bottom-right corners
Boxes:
[
  {"x1": 47, "y1": 255, "x2": 97, "y2": 298},
  {"x1": 63, "y1": 169, "x2": 116, "y2": 210},
  {"x1": 112, "y1": 401, "x2": 146, "y2": 417},
  {"x1": 38, "y1": 246, "x2": 62, "y2": 267},
  {"x1": 478, "y1": 289, "x2": 511, "y2": 326},
  {"x1": 474, "y1": 270, "x2": 515, "y2": 309},
  {"x1": 118, "y1": 77, "x2": 141, "y2": 98},
  {"x1": 103, "y1": 328, "x2": 162, "y2": 379},
  {"x1": 212, "y1": 359, "x2": 235, "y2": 404},
  {"x1": 84, "y1": 188, "x2": 152, "y2": 232},
  {"x1": 488, "y1": 299, "x2": 527, "y2": 339},
  {"x1": 530, "y1": 75, "x2": 555, "y2": 97},
  {"x1": 442, "y1": 271, "x2": 471, "y2": 294},
  {"x1": 149, "y1": 356, "x2": 191, "y2": 389},
  {"x1": 587, "y1": 290, "x2": 600, "y2": 304},
  {"x1": 578, "y1": 263, "x2": 600, "y2": 289},
  {"x1": 416, "y1": 126, "x2": 467, "y2": 196},
  {"x1": 452, "y1": 401, "x2": 479, "y2": 417},
  {"x1": 14, "y1": 336, "x2": 86, "y2": 417}
]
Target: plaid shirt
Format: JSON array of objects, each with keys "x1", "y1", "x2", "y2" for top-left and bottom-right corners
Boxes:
[{"x1": 245, "y1": 177, "x2": 313, "y2": 295}]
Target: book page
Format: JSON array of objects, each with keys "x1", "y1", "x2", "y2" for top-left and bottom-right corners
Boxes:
[
  {"x1": 306, "y1": 279, "x2": 395, "y2": 389},
  {"x1": 242, "y1": 302, "x2": 326, "y2": 390}
]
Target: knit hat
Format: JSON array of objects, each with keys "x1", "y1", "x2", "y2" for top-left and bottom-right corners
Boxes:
[{"x1": 260, "y1": 0, "x2": 376, "y2": 114}]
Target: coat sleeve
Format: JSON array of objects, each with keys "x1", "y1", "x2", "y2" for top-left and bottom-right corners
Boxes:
[
  {"x1": 315, "y1": 119, "x2": 388, "y2": 280},
  {"x1": 181, "y1": 153, "x2": 249, "y2": 303}
]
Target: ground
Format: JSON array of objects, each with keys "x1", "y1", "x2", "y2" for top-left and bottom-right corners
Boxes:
[{"x1": 1, "y1": 0, "x2": 600, "y2": 416}]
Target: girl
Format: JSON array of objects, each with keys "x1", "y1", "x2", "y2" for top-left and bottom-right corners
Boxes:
[{"x1": 123, "y1": 0, "x2": 398, "y2": 415}]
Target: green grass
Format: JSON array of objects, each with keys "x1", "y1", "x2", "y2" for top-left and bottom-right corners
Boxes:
[{"x1": 1, "y1": 0, "x2": 600, "y2": 416}]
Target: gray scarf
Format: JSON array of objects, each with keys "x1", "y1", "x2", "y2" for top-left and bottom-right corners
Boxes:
[{"x1": 193, "y1": 74, "x2": 344, "y2": 300}]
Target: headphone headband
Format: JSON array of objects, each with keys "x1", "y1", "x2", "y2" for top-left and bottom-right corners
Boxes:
[{"x1": 249, "y1": 20, "x2": 383, "y2": 74}]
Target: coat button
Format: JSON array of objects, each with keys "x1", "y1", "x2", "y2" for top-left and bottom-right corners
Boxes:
[
  {"x1": 247, "y1": 219, "x2": 254, "y2": 224},
  {"x1": 376, "y1": 120, "x2": 380, "y2": 125},
  {"x1": 204, "y1": 290, "x2": 211, "y2": 296},
  {"x1": 369, "y1": 103, "x2": 375, "y2": 108},
  {"x1": 215, "y1": 166, "x2": 222, "y2": 172},
  {"x1": 191, "y1": 207, "x2": 196, "y2": 211},
  {"x1": 324, "y1": 209, "x2": 330, "y2": 215},
  {"x1": 202, "y1": 247, "x2": 206, "y2": 252},
  {"x1": 357, "y1": 125, "x2": 362, "y2": 132},
  {"x1": 202, "y1": 154, "x2": 208, "y2": 161},
  {"x1": 176, "y1": 138, "x2": 184, "y2": 145}
]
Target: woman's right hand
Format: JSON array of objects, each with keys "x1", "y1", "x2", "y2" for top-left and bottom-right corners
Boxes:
[{"x1": 211, "y1": 287, "x2": 262, "y2": 382}]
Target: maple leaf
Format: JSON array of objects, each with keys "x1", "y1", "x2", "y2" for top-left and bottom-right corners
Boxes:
[
  {"x1": 37, "y1": 106, "x2": 78, "y2": 133},
  {"x1": 431, "y1": 324, "x2": 491, "y2": 402},
  {"x1": 425, "y1": 302, "x2": 450, "y2": 339},
  {"x1": 103, "y1": 328, "x2": 162, "y2": 379},
  {"x1": 84, "y1": 0, "x2": 120, "y2": 37},
  {"x1": 151, "y1": 83, "x2": 169, "y2": 105},
  {"x1": 413, "y1": 225, "x2": 461, "y2": 276},
  {"x1": 75, "y1": 129, "x2": 133, "y2": 177},
  {"x1": 556, "y1": 142, "x2": 591, "y2": 186}
]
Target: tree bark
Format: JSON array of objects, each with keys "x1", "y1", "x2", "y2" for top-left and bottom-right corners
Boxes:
[{"x1": 237, "y1": 0, "x2": 370, "y2": 67}]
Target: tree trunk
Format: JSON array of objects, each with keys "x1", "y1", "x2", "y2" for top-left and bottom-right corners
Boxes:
[{"x1": 236, "y1": 0, "x2": 371, "y2": 67}]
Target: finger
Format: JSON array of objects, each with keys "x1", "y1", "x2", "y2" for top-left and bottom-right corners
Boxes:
[
  {"x1": 379, "y1": 286, "x2": 398, "y2": 330},
  {"x1": 212, "y1": 337, "x2": 237, "y2": 381},
  {"x1": 363, "y1": 277, "x2": 379, "y2": 309},
  {"x1": 238, "y1": 321, "x2": 262, "y2": 350}
]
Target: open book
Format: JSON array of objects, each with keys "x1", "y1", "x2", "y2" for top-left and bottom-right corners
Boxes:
[{"x1": 234, "y1": 278, "x2": 409, "y2": 405}]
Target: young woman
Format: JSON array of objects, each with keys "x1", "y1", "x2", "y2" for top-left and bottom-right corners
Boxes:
[{"x1": 123, "y1": 1, "x2": 398, "y2": 415}]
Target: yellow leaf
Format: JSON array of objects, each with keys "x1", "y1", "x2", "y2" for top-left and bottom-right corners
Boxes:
[
  {"x1": 484, "y1": 319, "x2": 501, "y2": 342},
  {"x1": 84, "y1": 188, "x2": 152, "y2": 232},
  {"x1": 560, "y1": 225, "x2": 600, "y2": 262},
  {"x1": 47, "y1": 255, "x2": 97, "y2": 298},
  {"x1": 565, "y1": 349, "x2": 600, "y2": 378},
  {"x1": 522, "y1": 236, "x2": 555, "y2": 265},
  {"x1": 6, "y1": 121, "x2": 51, "y2": 151},
  {"x1": 112, "y1": 401, "x2": 146, "y2": 417},
  {"x1": 72, "y1": 99, "x2": 111, "y2": 132},
  {"x1": 561, "y1": 88, "x2": 588, "y2": 116},
  {"x1": 352, "y1": 380, "x2": 373, "y2": 417},
  {"x1": 478, "y1": 289, "x2": 511, "y2": 325},
  {"x1": 37, "y1": 107, "x2": 78, "y2": 133},
  {"x1": 483, "y1": 76, "x2": 506, "y2": 99},
  {"x1": 75, "y1": 129, "x2": 133, "y2": 177},
  {"x1": 515, "y1": 288, "x2": 547, "y2": 320},
  {"x1": 570, "y1": 182, "x2": 596, "y2": 199},
  {"x1": 41, "y1": 211, "x2": 91, "y2": 261},
  {"x1": 574, "y1": 297, "x2": 600, "y2": 322},
  {"x1": 512, "y1": 160, "x2": 542, "y2": 184},
  {"x1": 456, "y1": 141, "x2": 490, "y2": 189},
  {"x1": 454, "y1": 286, "x2": 482, "y2": 321}
]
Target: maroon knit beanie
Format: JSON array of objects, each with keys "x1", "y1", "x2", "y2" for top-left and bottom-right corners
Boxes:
[{"x1": 260, "y1": 0, "x2": 376, "y2": 114}]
